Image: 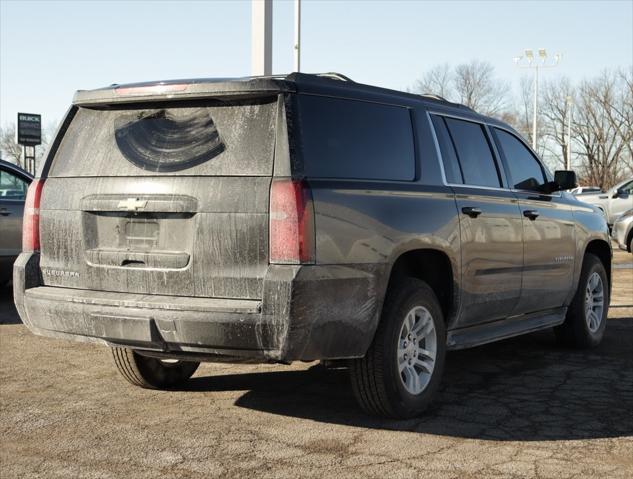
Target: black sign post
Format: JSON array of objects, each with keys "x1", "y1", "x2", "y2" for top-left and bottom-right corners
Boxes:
[{"x1": 17, "y1": 113, "x2": 42, "y2": 174}]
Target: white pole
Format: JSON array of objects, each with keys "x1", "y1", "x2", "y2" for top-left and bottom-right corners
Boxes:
[
  {"x1": 294, "y1": 0, "x2": 301, "y2": 72},
  {"x1": 566, "y1": 99, "x2": 573, "y2": 170},
  {"x1": 532, "y1": 65, "x2": 538, "y2": 150},
  {"x1": 251, "y1": 0, "x2": 273, "y2": 76}
]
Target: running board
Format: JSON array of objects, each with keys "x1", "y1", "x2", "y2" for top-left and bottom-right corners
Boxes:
[{"x1": 447, "y1": 308, "x2": 567, "y2": 350}]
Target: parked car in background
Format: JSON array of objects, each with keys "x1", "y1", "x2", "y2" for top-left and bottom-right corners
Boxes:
[
  {"x1": 578, "y1": 178, "x2": 633, "y2": 225},
  {"x1": 0, "y1": 160, "x2": 33, "y2": 285},
  {"x1": 570, "y1": 186, "x2": 603, "y2": 195},
  {"x1": 612, "y1": 209, "x2": 633, "y2": 252},
  {"x1": 14, "y1": 74, "x2": 612, "y2": 418}
]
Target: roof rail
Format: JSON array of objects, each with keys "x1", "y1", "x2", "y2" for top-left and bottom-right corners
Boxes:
[
  {"x1": 316, "y1": 72, "x2": 354, "y2": 82},
  {"x1": 419, "y1": 93, "x2": 476, "y2": 112},
  {"x1": 420, "y1": 93, "x2": 448, "y2": 102}
]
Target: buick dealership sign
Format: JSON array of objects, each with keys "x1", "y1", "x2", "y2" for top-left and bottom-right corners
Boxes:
[{"x1": 17, "y1": 113, "x2": 42, "y2": 146}]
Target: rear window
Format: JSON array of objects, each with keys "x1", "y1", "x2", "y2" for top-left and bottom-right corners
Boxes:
[
  {"x1": 296, "y1": 95, "x2": 415, "y2": 181},
  {"x1": 49, "y1": 98, "x2": 277, "y2": 177}
]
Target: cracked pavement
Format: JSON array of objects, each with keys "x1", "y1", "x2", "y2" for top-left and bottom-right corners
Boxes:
[{"x1": 1, "y1": 248, "x2": 632, "y2": 478}]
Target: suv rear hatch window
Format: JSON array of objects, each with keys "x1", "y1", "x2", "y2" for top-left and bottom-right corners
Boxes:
[{"x1": 50, "y1": 99, "x2": 276, "y2": 177}]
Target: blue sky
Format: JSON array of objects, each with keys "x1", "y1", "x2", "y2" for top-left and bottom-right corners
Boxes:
[{"x1": 1, "y1": 0, "x2": 632, "y2": 128}]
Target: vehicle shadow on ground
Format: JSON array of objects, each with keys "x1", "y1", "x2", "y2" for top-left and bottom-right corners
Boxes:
[
  {"x1": 0, "y1": 285, "x2": 20, "y2": 325},
  {"x1": 185, "y1": 317, "x2": 633, "y2": 442}
]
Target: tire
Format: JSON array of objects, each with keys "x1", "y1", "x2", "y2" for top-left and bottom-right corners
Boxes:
[
  {"x1": 350, "y1": 278, "x2": 446, "y2": 418},
  {"x1": 555, "y1": 253, "x2": 609, "y2": 348},
  {"x1": 112, "y1": 347, "x2": 199, "y2": 389}
]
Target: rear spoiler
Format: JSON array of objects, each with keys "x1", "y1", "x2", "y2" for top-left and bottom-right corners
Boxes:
[{"x1": 73, "y1": 77, "x2": 294, "y2": 106}]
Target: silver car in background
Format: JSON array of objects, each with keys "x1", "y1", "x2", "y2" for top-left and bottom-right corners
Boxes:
[
  {"x1": 612, "y1": 208, "x2": 633, "y2": 252},
  {"x1": 570, "y1": 186, "x2": 602, "y2": 195},
  {"x1": 578, "y1": 178, "x2": 633, "y2": 225},
  {"x1": 0, "y1": 160, "x2": 33, "y2": 286}
]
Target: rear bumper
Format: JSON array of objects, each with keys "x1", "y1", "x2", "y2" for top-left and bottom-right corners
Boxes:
[{"x1": 14, "y1": 253, "x2": 384, "y2": 362}]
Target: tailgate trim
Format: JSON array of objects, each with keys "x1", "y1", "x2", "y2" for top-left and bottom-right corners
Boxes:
[{"x1": 25, "y1": 286, "x2": 262, "y2": 314}]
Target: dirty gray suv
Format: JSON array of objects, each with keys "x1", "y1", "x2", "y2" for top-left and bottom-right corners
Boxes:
[{"x1": 14, "y1": 73, "x2": 612, "y2": 418}]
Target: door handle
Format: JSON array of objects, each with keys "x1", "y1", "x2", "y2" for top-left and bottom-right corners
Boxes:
[
  {"x1": 523, "y1": 209, "x2": 540, "y2": 220},
  {"x1": 0, "y1": 208, "x2": 10, "y2": 216},
  {"x1": 461, "y1": 206, "x2": 483, "y2": 218}
]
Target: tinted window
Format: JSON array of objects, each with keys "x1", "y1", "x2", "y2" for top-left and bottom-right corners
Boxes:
[
  {"x1": 444, "y1": 118, "x2": 501, "y2": 188},
  {"x1": 430, "y1": 115, "x2": 463, "y2": 184},
  {"x1": 297, "y1": 95, "x2": 415, "y2": 181},
  {"x1": 0, "y1": 168, "x2": 28, "y2": 200},
  {"x1": 50, "y1": 99, "x2": 277, "y2": 177},
  {"x1": 494, "y1": 129, "x2": 546, "y2": 191}
]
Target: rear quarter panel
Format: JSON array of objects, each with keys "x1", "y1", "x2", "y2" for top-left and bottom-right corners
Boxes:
[{"x1": 310, "y1": 181, "x2": 461, "y2": 332}]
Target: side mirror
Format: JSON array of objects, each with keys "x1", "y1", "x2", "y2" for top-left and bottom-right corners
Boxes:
[{"x1": 552, "y1": 170, "x2": 578, "y2": 192}]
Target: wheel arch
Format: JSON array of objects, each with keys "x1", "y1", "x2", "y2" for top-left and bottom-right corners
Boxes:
[
  {"x1": 383, "y1": 248, "x2": 459, "y2": 329},
  {"x1": 583, "y1": 239, "x2": 612, "y2": 290}
]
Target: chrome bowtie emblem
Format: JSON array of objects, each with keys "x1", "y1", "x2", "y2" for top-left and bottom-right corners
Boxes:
[{"x1": 117, "y1": 198, "x2": 148, "y2": 211}]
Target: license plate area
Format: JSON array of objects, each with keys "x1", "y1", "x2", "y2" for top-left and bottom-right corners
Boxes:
[
  {"x1": 82, "y1": 211, "x2": 194, "y2": 269},
  {"x1": 125, "y1": 217, "x2": 159, "y2": 248}
]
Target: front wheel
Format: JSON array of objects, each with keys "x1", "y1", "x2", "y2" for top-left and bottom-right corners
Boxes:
[
  {"x1": 555, "y1": 253, "x2": 609, "y2": 348},
  {"x1": 112, "y1": 347, "x2": 199, "y2": 389},
  {"x1": 350, "y1": 278, "x2": 446, "y2": 418}
]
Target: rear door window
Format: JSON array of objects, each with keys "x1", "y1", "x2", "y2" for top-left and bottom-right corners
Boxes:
[
  {"x1": 49, "y1": 98, "x2": 278, "y2": 177},
  {"x1": 297, "y1": 95, "x2": 415, "y2": 181},
  {"x1": 444, "y1": 117, "x2": 501, "y2": 188}
]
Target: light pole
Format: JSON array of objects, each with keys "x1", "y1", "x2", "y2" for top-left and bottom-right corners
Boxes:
[
  {"x1": 294, "y1": 0, "x2": 301, "y2": 72},
  {"x1": 514, "y1": 49, "x2": 560, "y2": 150},
  {"x1": 251, "y1": 0, "x2": 273, "y2": 76},
  {"x1": 566, "y1": 95, "x2": 573, "y2": 170}
]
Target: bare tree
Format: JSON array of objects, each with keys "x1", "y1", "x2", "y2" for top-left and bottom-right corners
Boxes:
[
  {"x1": 0, "y1": 123, "x2": 54, "y2": 173},
  {"x1": 540, "y1": 77, "x2": 575, "y2": 169},
  {"x1": 453, "y1": 60, "x2": 510, "y2": 115},
  {"x1": 413, "y1": 63, "x2": 452, "y2": 99},
  {"x1": 0, "y1": 125, "x2": 24, "y2": 168},
  {"x1": 573, "y1": 70, "x2": 633, "y2": 189},
  {"x1": 413, "y1": 61, "x2": 509, "y2": 115}
]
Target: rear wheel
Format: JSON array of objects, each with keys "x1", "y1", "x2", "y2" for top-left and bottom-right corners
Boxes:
[
  {"x1": 555, "y1": 253, "x2": 609, "y2": 348},
  {"x1": 350, "y1": 278, "x2": 446, "y2": 418},
  {"x1": 112, "y1": 347, "x2": 199, "y2": 389}
]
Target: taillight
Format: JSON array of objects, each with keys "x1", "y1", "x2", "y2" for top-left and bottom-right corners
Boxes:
[
  {"x1": 269, "y1": 179, "x2": 315, "y2": 264},
  {"x1": 22, "y1": 179, "x2": 45, "y2": 253}
]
